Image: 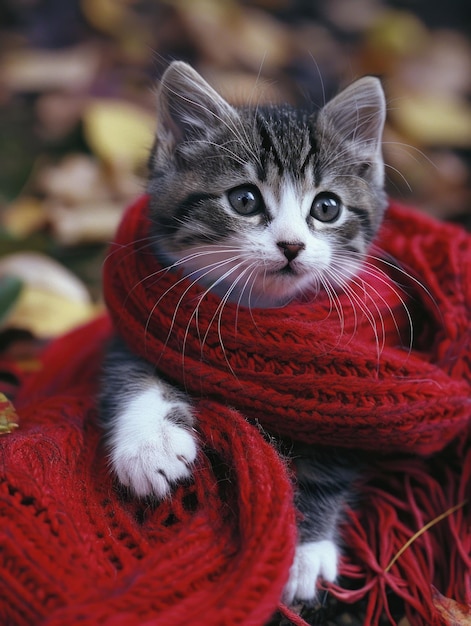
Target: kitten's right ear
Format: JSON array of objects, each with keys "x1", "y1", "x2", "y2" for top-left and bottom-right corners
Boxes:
[
  {"x1": 318, "y1": 76, "x2": 386, "y2": 154},
  {"x1": 156, "y1": 61, "x2": 238, "y2": 150}
]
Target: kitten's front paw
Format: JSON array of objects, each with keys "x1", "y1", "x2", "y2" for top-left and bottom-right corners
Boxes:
[
  {"x1": 282, "y1": 540, "x2": 338, "y2": 605},
  {"x1": 110, "y1": 414, "x2": 197, "y2": 499}
]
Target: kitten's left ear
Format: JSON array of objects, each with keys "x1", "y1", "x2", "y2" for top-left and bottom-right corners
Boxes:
[{"x1": 318, "y1": 76, "x2": 386, "y2": 156}]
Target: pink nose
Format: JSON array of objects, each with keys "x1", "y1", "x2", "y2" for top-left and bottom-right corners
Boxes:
[{"x1": 277, "y1": 241, "x2": 305, "y2": 262}]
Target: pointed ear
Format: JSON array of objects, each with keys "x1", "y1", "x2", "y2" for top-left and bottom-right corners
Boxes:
[
  {"x1": 318, "y1": 76, "x2": 386, "y2": 156},
  {"x1": 156, "y1": 61, "x2": 238, "y2": 148}
]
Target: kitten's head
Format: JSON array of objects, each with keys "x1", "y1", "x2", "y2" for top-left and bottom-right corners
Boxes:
[{"x1": 147, "y1": 61, "x2": 387, "y2": 308}]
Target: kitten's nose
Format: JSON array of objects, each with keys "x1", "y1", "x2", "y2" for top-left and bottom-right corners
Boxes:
[{"x1": 277, "y1": 241, "x2": 305, "y2": 262}]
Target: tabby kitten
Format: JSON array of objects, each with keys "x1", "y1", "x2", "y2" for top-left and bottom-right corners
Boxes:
[{"x1": 100, "y1": 61, "x2": 387, "y2": 604}]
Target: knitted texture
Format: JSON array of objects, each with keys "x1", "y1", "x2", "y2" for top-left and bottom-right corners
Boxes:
[
  {"x1": 0, "y1": 195, "x2": 470, "y2": 626},
  {"x1": 1, "y1": 316, "x2": 296, "y2": 626},
  {"x1": 104, "y1": 196, "x2": 471, "y2": 455}
]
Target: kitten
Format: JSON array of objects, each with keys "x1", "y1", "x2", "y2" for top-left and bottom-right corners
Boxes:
[{"x1": 100, "y1": 61, "x2": 387, "y2": 605}]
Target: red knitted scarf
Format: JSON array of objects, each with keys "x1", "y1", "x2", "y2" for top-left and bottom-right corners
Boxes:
[
  {"x1": 105, "y1": 197, "x2": 470, "y2": 455},
  {"x1": 1, "y1": 195, "x2": 470, "y2": 626}
]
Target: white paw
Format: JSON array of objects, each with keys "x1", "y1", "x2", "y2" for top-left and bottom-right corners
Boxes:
[
  {"x1": 108, "y1": 389, "x2": 197, "y2": 498},
  {"x1": 282, "y1": 540, "x2": 338, "y2": 605}
]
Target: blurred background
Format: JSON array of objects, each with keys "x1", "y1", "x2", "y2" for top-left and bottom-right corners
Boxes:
[{"x1": 0, "y1": 0, "x2": 470, "y2": 343}]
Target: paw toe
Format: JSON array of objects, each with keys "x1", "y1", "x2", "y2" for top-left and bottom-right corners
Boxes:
[
  {"x1": 110, "y1": 424, "x2": 197, "y2": 499},
  {"x1": 283, "y1": 540, "x2": 339, "y2": 605}
]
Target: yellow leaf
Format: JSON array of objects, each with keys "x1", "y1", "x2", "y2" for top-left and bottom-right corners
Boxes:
[
  {"x1": 391, "y1": 94, "x2": 471, "y2": 147},
  {"x1": 366, "y1": 10, "x2": 429, "y2": 58},
  {"x1": 0, "y1": 253, "x2": 99, "y2": 338},
  {"x1": 2, "y1": 197, "x2": 47, "y2": 238},
  {"x1": 2, "y1": 286, "x2": 99, "y2": 338},
  {"x1": 83, "y1": 99, "x2": 155, "y2": 168},
  {"x1": 0, "y1": 253, "x2": 91, "y2": 304},
  {"x1": 0, "y1": 393, "x2": 19, "y2": 435}
]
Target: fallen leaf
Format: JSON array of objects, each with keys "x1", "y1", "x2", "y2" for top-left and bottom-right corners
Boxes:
[
  {"x1": 432, "y1": 587, "x2": 471, "y2": 626},
  {"x1": 365, "y1": 9, "x2": 429, "y2": 58},
  {"x1": 390, "y1": 93, "x2": 471, "y2": 147},
  {"x1": 0, "y1": 253, "x2": 91, "y2": 304},
  {"x1": 1, "y1": 197, "x2": 48, "y2": 238},
  {"x1": 0, "y1": 392, "x2": 19, "y2": 435},
  {"x1": 0, "y1": 253, "x2": 99, "y2": 338},
  {"x1": 359, "y1": 9, "x2": 429, "y2": 74},
  {"x1": 229, "y1": 7, "x2": 291, "y2": 71},
  {"x1": 2, "y1": 286, "x2": 99, "y2": 338},
  {"x1": 83, "y1": 99, "x2": 155, "y2": 169}
]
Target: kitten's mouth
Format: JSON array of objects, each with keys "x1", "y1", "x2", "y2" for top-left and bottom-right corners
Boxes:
[{"x1": 269, "y1": 263, "x2": 298, "y2": 277}]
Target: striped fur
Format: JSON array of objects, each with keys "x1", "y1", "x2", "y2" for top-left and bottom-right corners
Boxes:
[{"x1": 101, "y1": 62, "x2": 387, "y2": 606}]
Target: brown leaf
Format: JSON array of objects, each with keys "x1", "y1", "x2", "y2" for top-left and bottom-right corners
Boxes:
[{"x1": 0, "y1": 392, "x2": 19, "y2": 435}]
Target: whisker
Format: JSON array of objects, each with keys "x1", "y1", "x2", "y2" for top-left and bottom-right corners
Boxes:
[
  {"x1": 103, "y1": 235, "x2": 161, "y2": 268},
  {"x1": 213, "y1": 264, "x2": 259, "y2": 380},
  {"x1": 180, "y1": 258, "x2": 256, "y2": 383},
  {"x1": 308, "y1": 52, "x2": 326, "y2": 108},
  {"x1": 233, "y1": 263, "x2": 260, "y2": 333},
  {"x1": 124, "y1": 246, "x2": 243, "y2": 308},
  {"x1": 318, "y1": 273, "x2": 348, "y2": 345},
  {"x1": 326, "y1": 264, "x2": 385, "y2": 362},
  {"x1": 359, "y1": 260, "x2": 415, "y2": 353},
  {"x1": 367, "y1": 247, "x2": 441, "y2": 321},
  {"x1": 143, "y1": 252, "x2": 246, "y2": 358},
  {"x1": 384, "y1": 162, "x2": 413, "y2": 193}
]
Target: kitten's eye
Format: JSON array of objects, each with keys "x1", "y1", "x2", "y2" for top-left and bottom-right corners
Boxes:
[
  {"x1": 311, "y1": 193, "x2": 342, "y2": 223},
  {"x1": 228, "y1": 185, "x2": 263, "y2": 216}
]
